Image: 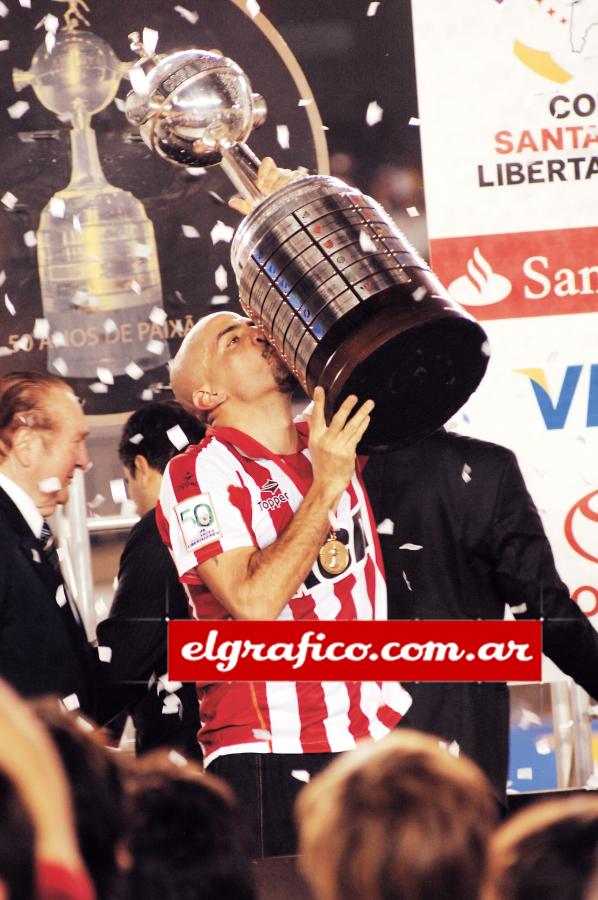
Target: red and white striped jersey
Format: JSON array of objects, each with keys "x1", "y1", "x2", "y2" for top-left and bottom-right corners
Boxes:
[{"x1": 157, "y1": 421, "x2": 411, "y2": 765}]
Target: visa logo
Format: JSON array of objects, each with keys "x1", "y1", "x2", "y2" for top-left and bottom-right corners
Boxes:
[{"x1": 518, "y1": 365, "x2": 598, "y2": 430}]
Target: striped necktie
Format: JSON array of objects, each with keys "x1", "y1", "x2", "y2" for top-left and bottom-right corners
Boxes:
[{"x1": 40, "y1": 521, "x2": 82, "y2": 625}]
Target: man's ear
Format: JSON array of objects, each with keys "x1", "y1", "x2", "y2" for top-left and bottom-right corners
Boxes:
[
  {"x1": 133, "y1": 454, "x2": 151, "y2": 481},
  {"x1": 191, "y1": 385, "x2": 227, "y2": 417},
  {"x1": 10, "y1": 425, "x2": 38, "y2": 468}
]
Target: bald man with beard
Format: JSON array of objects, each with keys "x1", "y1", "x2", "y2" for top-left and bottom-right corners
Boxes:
[{"x1": 156, "y1": 312, "x2": 411, "y2": 857}]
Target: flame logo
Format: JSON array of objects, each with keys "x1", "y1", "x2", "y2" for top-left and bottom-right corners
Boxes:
[
  {"x1": 448, "y1": 247, "x2": 512, "y2": 307},
  {"x1": 564, "y1": 490, "x2": 598, "y2": 564}
]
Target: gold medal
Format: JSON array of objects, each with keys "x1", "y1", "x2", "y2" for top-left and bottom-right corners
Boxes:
[{"x1": 319, "y1": 533, "x2": 350, "y2": 575}]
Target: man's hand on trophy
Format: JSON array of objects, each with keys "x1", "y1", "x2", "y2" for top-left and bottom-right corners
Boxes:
[{"x1": 228, "y1": 156, "x2": 307, "y2": 215}]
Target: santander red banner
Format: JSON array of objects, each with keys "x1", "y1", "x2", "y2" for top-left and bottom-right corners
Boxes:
[
  {"x1": 431, "y1": 226, "x2": 598, "y2": 322},
  {"x1": 168, "y1": 620, "x2": 541, "y2": 682}
]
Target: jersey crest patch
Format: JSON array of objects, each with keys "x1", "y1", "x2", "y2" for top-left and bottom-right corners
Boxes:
[{"x1": 175, "y1": 492, "x2": 222, "y2": 552}]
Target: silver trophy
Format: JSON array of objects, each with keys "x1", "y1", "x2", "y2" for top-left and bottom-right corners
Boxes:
[{"x1": 125, "y1": 41, "x2": 488, "y2": 451}]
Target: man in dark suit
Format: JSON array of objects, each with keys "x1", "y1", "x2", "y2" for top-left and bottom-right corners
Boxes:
[
  {"x1": 0, "y1": 370, "x2": 96, "y2": 714},
  {"x1": 364, "y1": 429, "x2": 598, "y2": 799},
  {"x1": 96, "y1": 401, "x2": 204, "y2": 758}
]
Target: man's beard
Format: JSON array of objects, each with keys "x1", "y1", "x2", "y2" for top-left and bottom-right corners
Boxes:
[{"x1": 263, "y1": 345, "x2": 298, "y2": 394}]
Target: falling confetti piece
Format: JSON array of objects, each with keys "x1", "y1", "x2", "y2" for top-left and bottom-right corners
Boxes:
[
  {"x1": 7, "y1": 100, "x2": 30, "y2": 119},
  {"x1": 409, "y1": 116, "x2": 420, "y2": 126},
  {"x1": 55, "y1": 585, "x2": 67, "y2": 607},
  {"x1": 52, "y1": 357, "x2": 68, "y2": 376},
  {"x1": 114, "y1": 97, "x2": 126, "y2": 112},
  {"x1": 23, "y1": 230, "x2": 37, "y2": 247},
  {"x1": 0, "y1": 3, "x2": 8, "y2": 17},
  {"x1": 516, "y1": 767, "x2": 533, "y2": 780},
  {"x1": 129, "y1": 65, "x2": 149, "y2": 95},
  {"x1": 72, "y1": 214, "x2": 81, "y2": 232},
  {"x1": 448, "y1": 740, "x2": 460, "y2": 758},
  {"x1": 509, "y1": 602, "x2": 528, "y2": 614},
  {"x1": 110, "y1": 478, "x2": 127, "y2": 504},
  {"x1": 130, "y1": 280, "x2": 142, "y2": 295},
  {"x1": 97, "y1": 366, "x2": 114, "y2": 385},
  {"x1": 584, "y1": 773, "x2": 598, "y2": 789},
  {"x1": 399, "y1": 543, "x2": 423, "y2": 551},
  {"x1": 366, "y1": 100, "x2": 383, "y2": 126},
  {"x1": 19, "y1": 0, "x2": 31, "y2": 7},
  {"x1": 214, "y1": 265, "x2": 228, "y2": 291},
  {"x1": 402, "y1": 571, "x2": 412, "y2": 591},
  {"x1": 252, "y1": 728, "x2": 272, "y2": 740},
  {"x1": 291, "y1": 769, "x2": 310, "y2": 783},
  {"x1": 51, "y1": 331, "x2": 66, "y2": 347},
  {"x1": 166, "y1": 424, "x2": 189, "y2": 450},
  {"x1": 298, "y1": 98, "x2": 312, "y2": 107},
  {"x1": 142, "y1": 27, "x2": 159, "y2": 54},
  {"x1": 481, "y1": 340, "x2": 491, "y2": 356},
  {"x1": 76, "y1": 716, "x2": 94, "y2": 733},
  {"x1": 13, "y1": 336, "x2": 29, "y2": 352},
  {"x1": 128, "y1": 432, "x2": 144, "y2": 445},
  {"x1": 33, "y1": 318, "x2": 50, "y2": 339},
  {"x1": 276, "y1": 124, "x2": 290, "y2": 149},
  {"x1": 181, "y1": 224, "x2": 200, "y2": 238},
  {"x1": 98, "y1": 646, "x2": 112, "y2": 663},
  {"x1": 210, "y1": 294, "x2": 230, "y2": 306},
  {"x1": 359, "y1": 230, "x2": 376, "y2": 253},
  {"x1": 150, "y1": 306, "x2": 168, "y2": 326},
  {"x1": 367, "y1": 2, "x2": 380, "y2": 15},
  {"x1": 162, "y1": 694, "x2": 182, "y2": 715},
  {"x1": 535, "y1": 737, "x2": 552, "y2": 755},
  {"x1": 0, "y1": 40, "x2": 9, "y2": 52},
  {"x1": 207, "y1": 190, "x2": 226, "y2": 205},
  {"x1": 62, "y1": 693, "x2": 80, "y2": 711},
  {"x1": 406, "y1": 206, "x2": 419, "y2": 217},
  {"x1": 518, "y1": 708, "x2": 542, "y2": 730},
  {"x1": 246, "y1": 0, "x2": 260, "y2": 18},
  {"x1": 95, "y1": 597, "x2": 109, "y2": 617},
  {"x1": 158, "y1": 676, "x2": 183, "y2": 693},
  {"x1": 88, "y1": 493, "x2": 105, "y2": 511},
  {"x1": 376, "y1": 518, "x2": 394, "y2": 535},
  {"x1": 39, "y1": 476, "x2": 61, "y2": 493},
  {"x1": 462, "y1": 463, "x2": 472, "y2": 483},
  {"x1": 141, "y1": 388, "x2": 153, "y2": 401},
  {"x1": 168, "y1": 750, "x2": 188, "y2": 767},
  {"x1": 211, "y1": 220, "x2": 234, "y2": 244},
  {"x1": 45, "y1": 32, "x2": 55, "y2": 53},
  {"x1": 49, "y1": 197, "x2": 65, "y2": 217},
  {"x1": 146, "y1": 339, "x2": 165, "y2": 355},
  {"x1": 174, "y1": 4, "x2": 199, "y2": 24},
  {"x1": 103, "y1": 319, "x2": 118, "y2": 336},
  {"x1": 125, "y1": 361, "x2": 144, "y2": 380},
  {"x1": 1, "y1": 191, "x2": 17, "y2": 209},
  {"x1": 134, "y1": 242, "x2": 151, "y2": 258},
  {"x1": 186, "y1": 166, "x2": 206, "y2": 176}
]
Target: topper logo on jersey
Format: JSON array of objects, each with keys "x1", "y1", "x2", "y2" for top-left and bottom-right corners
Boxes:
[
  {"x1": 517, "y1": 364, "x2": 598, "y2": 429},
  {"x1": 564, "y1": 490, "x2": 598, "y2": 564},
  {"x1": 259, "y1": 479, "x2": 289, "y2": 511}
]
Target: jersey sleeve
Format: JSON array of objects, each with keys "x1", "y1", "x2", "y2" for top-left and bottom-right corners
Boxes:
[{"x1": 158, "y1": 440, "x2": 255, "y2": 579}]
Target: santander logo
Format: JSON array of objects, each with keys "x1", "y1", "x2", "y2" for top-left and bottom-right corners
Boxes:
[
  {"x1": 448, "y1": 247, "x2": 512, "y2": 307},
  {"x1": 564, "y1": 490, "x2": 598, "y2": 564}
]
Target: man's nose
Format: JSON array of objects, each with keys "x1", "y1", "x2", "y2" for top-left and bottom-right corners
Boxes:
[
  {"x1": 249, "y1": 325, "x2": 266, "y2": 345},
  {"x1": 76, "y1": 442, "x2": 90, "y2": 470}
]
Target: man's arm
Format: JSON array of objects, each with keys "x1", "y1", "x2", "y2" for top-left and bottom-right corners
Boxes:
[{"x1": 197, "y1": 388, "x2": 373, "y2": 620}]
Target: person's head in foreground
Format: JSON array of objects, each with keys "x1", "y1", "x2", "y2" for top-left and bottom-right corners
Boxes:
[
  {"x1": 0, "y1": 371, "x2": 89, "y2": 517},
  {"x1": 482, "y1": 794, "x2": 598, "y2": 900},
  {"x1": 121, "y1": 750, "x2": 256, "y2": 900},
  {"x1": 296, "y1": 729, "x2": 498, "y2": 900}
]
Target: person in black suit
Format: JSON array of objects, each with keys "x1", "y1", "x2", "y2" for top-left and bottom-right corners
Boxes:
[
  {"x1": 0, "y1": 370, "x2": 96, "y2": 714},
  {"x1": 363, "y1": 429, "x2": 598, "y2": 800},
  {"x1": 96, "y1": 401, "x2": 204, "y2": 758}
]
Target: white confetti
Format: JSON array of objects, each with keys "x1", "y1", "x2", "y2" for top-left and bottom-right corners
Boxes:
[
  {"x1": 448, "y1": 740, "x2": 460, "y2": 758},
  {"x1": 186, "y1": 166, "x2": 206, "y2": 176},
  {"x1": 516, "y1": 767, "x2": 533, "y2": 780},
  {"x1": 246, "y1": 0, "x2": 260, "y2": 18},
  {"x1": 399, "y1": 543, "x2": 423, "y2": 551},
  {"x1": 402, "y1": 571, "x2": 412, "y2": 592},
  {"x1": 7, "y1": 100, "x2": 30, "y2": 119},
  {"x1": 89, "y1": 382, "x2": 108, "y2": 394},
  {"x1": 535, "y1": 737, "x2": 552, "y2": 755},
  {"x1": 518, "y1": 708, "x2": 542, "y2": 730},
  {"x1": 114, "y1": 97, "x2": 127, "y2": 112},
  {"x1": 0, "y1": 42, "x2": 8, "y2": 53},
  {"x1": 367, "y1": 1, "x2": 380, "y2": 15},
  {"x1": 1, "y1": 191, "x2": 17, "y2": 209},
  {"x1": 12, "y1": 336, "x2": 29, "y2": 352},
  {"x1": 584, "y1": 773, "x2": 598, "y2": 789},
  {"x1": 252, "y1": 728, "x2": 272, "y2": 741},
  {"x1": 97, "y1": 366, "x2": 114, "y2": 385},
  {"x1": 129, "y1": 65, "x2": 149, "y2": 95},
  {"x1": 88, "y1": 494, "x2": 105, "y2": 510},
  {"x1": 409, "y1": 116, "x2": 420, "y2": 126},
  {"x1": 33, "y1": 318, "x2": 50, "y2": 339},
  {"x1": 412, "y1": 286, "x2": 426, "y2": 302},
  {"x1": 509, "y1": 602, "x2": 528, "y2": 615},
  {"x1": 162, "y1": 694, "x2": 182, "y2": 715},
  {"x1": 462, "y1": 463, "x2": 472, "y2": 483},
  {"x1": 18, "y1": 0, "x2": 31, "y2": 7},
  {"x1": 209, "y1": 294, "x2": 230, "y2": 306},
  {"x1": 291, "y1": 769, "x2": 310, "y2": 783},
  {"x1": 149, "y1": 306, "x2": 168, "y2": 326},
  {"x1": 298, "y1": 98, "x2": 312, "y2": 107},
  {"x1": 103, "y1": 318, "x2": 117, "y2": 336},
  {"x1": 51, "y1": 331, "x2": 65, "y2": 347},
  {"x1": 110, "y1": 478, "x2": 127, "y2": 504},
  {"x1": 146, "y1": 339, "x2": 164, "y2": 355},
  {"x1": 376, "y1": 518, "x2": 394, "y2": 535},
  {"x1": 55, "y1": 585, "x2": 67, "y2": 607},
  {"x1": 158, "y1": 676, "x2": 183, "y2": 694},
  {"x1": 481, "y1": 340, "x2": 491, "y2": 357},
  {"x1": 129, "y1": 280, "x2": 142, "y2": 296},
  {"x1": 406, "y1": 206, "x2": 419, "y2": 217},
  {"x1": 142, "y1": 27, "x2": 159, "y2": 54},
  {"x1": 52, "y1": 357, "x2": 68, "y2": 376},
  {"x1": 39, "y1": 476, "x2": 61, "y2": 493},
  {"x1": 174, "y1": 5, "x2": 199, "y2": 24},
  {"x1": 98, "y1": 645, "x2": 112, "y2": 663},
  {"x1": 72, "y1": 214, "x2": 81, "y2": 233},
  {"x1": 181, "y1": 224, "x2": 200, "y2": 238},
  {"x1": 168, "y1": 750, "x2": 188, "y2": 767},
  {"x1": 214, "y1": 265, "x2": 228, "y2": 291},
  {"x1": 125, "y1": 361, "x2": 144, "y2": 380},
  {"x1": 140, "y1": 388, "x2": 153, "y2": 401},
  {"x1": 166, "y1": 424, "x2": 189, "y2": 451},
  {"x1": 62, "y1": 693, "x2": 80, "y2": 712},
  {"x1": 210, "y1": 220, "x2": 234, "y2": 244},
  {"x1": 94, "y1": 597, "x2": 109, "y2": 618},
  {"x1": 276, "y1": 124, "x2": 290, "y2": 149},
  {"x1": 45, "y1": 32, "x2": 55, "y2": 54},
  {"x1": 134, "y1": 242, "x2": 151, "y2": 258},
  {"x1": 128, "y1": 432, "x2": 144, "y2": 445},
  {"x1": 76, "y1": 716, "x2": 94, "y2": 733},
  {"x1": 359, "y1": 230, "x2": 377, "y2": 253},
  {"x1": 0, "y1": 3, "x2": 8, "y2": 17},
  {"x1": 49, "y1": 197, "x2": 65, "y2": 218},
  {"x1": 366, "y1": 100, "x2": 383, "y2": 126},
  {"x1": 23, "y1": 230, "x2": 37, "y2": 247}
]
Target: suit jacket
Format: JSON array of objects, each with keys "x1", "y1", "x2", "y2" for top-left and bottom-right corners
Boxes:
[
  {"x1": 0, "y1": 487, "x2": 96, "y2": 715},
  {"x1": 364, "y1": 430, "x2": 598, "y2": 798},
  {"x1": 96, "y1": 509, "x2": 200, "y2": 758}
]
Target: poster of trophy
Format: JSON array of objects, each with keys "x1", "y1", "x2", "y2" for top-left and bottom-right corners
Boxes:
[{"x1": 0, "y1": 0, "x2": 327, "y2": 421}]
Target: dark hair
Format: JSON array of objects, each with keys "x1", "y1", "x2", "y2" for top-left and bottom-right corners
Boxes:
[
  {"x1": 118, "y1": 401, "x2": 205, "y2": 475},
  {"x1": 0, "y1": 769, "x2": 35, "y2": 900},
  {"x1": 485, "y1": 795, "x2": 598, "y2": 900},
  {"x1": 31, "y1": 700, "x2": 126, "y2": 900},
  {"x1": 0, "y1": 370, "x2": 69, "y2": 460},
  {"x1": 122, "y1": 751, "x2": 256, "y2": 900}
]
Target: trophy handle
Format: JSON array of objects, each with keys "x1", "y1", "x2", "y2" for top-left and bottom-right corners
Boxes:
[{"x1": 220, "y1": 143, "x2": 263, "y2": 200}]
